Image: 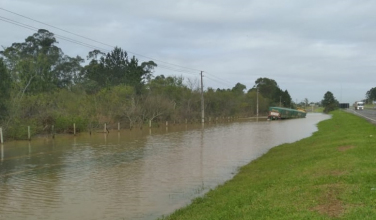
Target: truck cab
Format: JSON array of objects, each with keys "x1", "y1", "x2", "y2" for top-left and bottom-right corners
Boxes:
[{"x1": 354, "y1": 101, "x2": 364, "y2": 110}]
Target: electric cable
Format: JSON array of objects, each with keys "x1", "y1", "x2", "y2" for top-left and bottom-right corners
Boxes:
[
  {"x1": 0, "y1": 7, "x2": 203, "y2": 73},
  {"x1": 0, "y1": 9, "x2": 238, "y2": 88}
]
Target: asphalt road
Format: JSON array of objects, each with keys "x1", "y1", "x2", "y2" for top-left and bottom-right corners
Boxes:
[{"x1": 344, "y1": 108, "x2": 376, "y2": 124}]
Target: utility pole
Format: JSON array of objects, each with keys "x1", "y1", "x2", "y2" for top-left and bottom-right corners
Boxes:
[
  {"x1": 256, "y1": 87, "x2": 259, "y2": 118},
  {"x1": 200, "y1": 71, "x2": 205, "y2": 124}
]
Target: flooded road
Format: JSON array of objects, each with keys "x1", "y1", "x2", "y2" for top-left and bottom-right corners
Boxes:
[{"x1": 0, "y1": 113, "x2": 330, "y2": 220}]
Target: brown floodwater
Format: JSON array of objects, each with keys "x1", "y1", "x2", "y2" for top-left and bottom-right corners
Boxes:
[{"x1": 0, "y1": 113, "x2": 330, "y2": 220}]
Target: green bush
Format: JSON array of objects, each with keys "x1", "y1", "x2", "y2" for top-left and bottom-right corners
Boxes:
[
  {"x1": 4, "y1": 118, "x2": 38, "y2": 140},
  {"x1": 54, "y1": 115, "x2": 89, "y2": 133}
]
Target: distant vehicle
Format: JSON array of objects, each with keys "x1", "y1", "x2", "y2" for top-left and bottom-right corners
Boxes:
[
  {"x1": 354, "y1": 101, "x2": 364, "y2": 110},
  {"x1": 339, "y1": 103, "x2": 349, "y2": 109},
  {"x1": 268, "y1": 107, "x2": 306, "y2": 120}
]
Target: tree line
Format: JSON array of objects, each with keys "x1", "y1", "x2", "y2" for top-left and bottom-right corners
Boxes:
[
  {"x1": 366, "y1": 87, "x2": 376, "y2": 103},
  {"x1": 0, "y1": 29, "x2": 294, "y2": 140}
]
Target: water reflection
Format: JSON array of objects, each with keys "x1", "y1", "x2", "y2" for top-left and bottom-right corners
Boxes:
[
  {"x1": 1, "y1": 144, "x2": 3, "y2": 162},
  {"x1": 28, "y1": 142, "x2": 31, "y2": 156},
  {"x1": 0, "y1": 113, "x2": 330, "y2": 220}
]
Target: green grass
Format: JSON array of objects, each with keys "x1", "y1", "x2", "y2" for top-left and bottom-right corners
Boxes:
[
  {"x1": 313, "y1": 106, "x2": 324, "y2": 113},
  {"x1": 365, "y1": 104, "x2": 376, "y2": 110},
  {"x1": 160, "y1": 110, "x2": 376, "y2": 220},
  {"x1": 304, "y1": 106, "x2": 323, "y2": 113}
]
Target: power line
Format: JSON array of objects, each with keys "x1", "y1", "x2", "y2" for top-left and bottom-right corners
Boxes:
[
  {"x1": 205, "y1": 75, "x2": 233, "y2": 87},
  {"x1": 0, "y1": 7, "x2": 204, "y2": 73},
  {"x1": 1, "y1": 16, "x2": 204, "y2": 80},
  {"x1": 0, "y1": 16, "x2": 37, "y2": 32},
  {"x1": 204, "y1": 72, "x2": 233, "y2": 87},
  {"x1": 156, "y1": 64, "x2": 198, "y2": 75},
  {"x1": 0, "y1": 15, "x2": 201, "y2": 74},
  {"x1": 0, "y1": 17, "x2": 199, "y2": 77},
  {"x1": 0, "y1": 16, "x2": 111, "y2": 52},
  {"x1": 0, "y1": 8, "x2": 219, "y2": 88},
  {"x1": 0, "y1": 7, "x2": 114, "y2": 49}
]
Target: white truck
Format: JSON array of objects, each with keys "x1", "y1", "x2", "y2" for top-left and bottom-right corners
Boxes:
[{"x1": 354, "y1": 101, "x2": 364, "y2": 110}]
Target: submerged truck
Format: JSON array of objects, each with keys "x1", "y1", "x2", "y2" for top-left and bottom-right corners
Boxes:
[
  {"x1": 268, "y1": 107, "x2": 306, "y2": 120},
  {"x1": 354, "y1": 101, "x2": 364, "y2": 110}
]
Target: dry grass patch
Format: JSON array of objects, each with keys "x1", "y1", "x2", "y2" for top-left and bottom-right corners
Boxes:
[
  {"x1": 311, "y1": 184, "x2": 346, "y2": 218},
  {"x1": 337, "y1": 145, "x2": 355, "y2": 152},
  {"x1": 329, "y1": 170, "x2": 347, "y2": 177}
]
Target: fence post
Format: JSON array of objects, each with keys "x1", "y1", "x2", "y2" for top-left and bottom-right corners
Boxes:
[
  {"x1": 118, "y1": 122, "x2": 120, "y2": 131},
  {"x1": 28, "y1": 126, "x2": 31, "y2": 141},
  {"x1": 0, "y1": 127, "x2": 3, "y2": 144},
  {"x1": 73, "y1": 123, "x2": 76, "y2": 136},
  {"x1": 52, "y1": 125, "x2": 55, "y2": 139}
]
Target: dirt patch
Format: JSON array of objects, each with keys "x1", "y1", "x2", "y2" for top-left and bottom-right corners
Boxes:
[
  {"x1": 329, "y1": 170, "x2": 347, "y2": 177},
  {"x1": 310, "y1": 169, "x2": 347, "y2": 178},
  {"x1": 311, "y1": 184, "x2": 345, "y2": 218},
  {"x1": 312, "y1": 200, "x2": 344, "y2": 217},
  {"x1": 338, "y1": 145, "x2": 355, "y2": 152}
]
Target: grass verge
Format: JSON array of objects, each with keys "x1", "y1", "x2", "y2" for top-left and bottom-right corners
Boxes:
[{"x1": 160, "y1": 110, "x2": 376, "y2": 220}]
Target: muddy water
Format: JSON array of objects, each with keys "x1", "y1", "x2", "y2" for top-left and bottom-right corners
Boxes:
[{"x1": 0, "y1": 113, "x2": 330, "y2": 220}]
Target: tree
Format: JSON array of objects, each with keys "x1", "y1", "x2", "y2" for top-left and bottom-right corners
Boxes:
[
  {"x1": 280, "y1": 90, "x2": 292, "y2": 108},
  {"x1": 253, "y1": 77, "x2": 292, "y2": 107},
  {"x1": 254, "y1": 77, "x2": 278, "y2": 100},
  {"x1": 231, "y1": 83, "x2": 246, "y2": 95},
  {"x1": 140, "y1": 94, "x2": 174, "y2": 124},
  {"x1": 0, "y1": 58, "x2": 11, "y2": 120},
  {"x1": 0, "y1": 29, "x2": 83, "y2": 93},
  {"x1": 366, "y1": 87, "x2": 376, "y2": 103},
  {"x1": 149, "y1": 75, "x2": 186, "y2": 101},
  {"x1": 127, "y1": 56, "x2": 157, "y2": 94},
  {"x1": 81, "y1": 47, "x2": 157, "y2": 94},
  {"x1": 321, "y1": 91, "x2": 339, "y2": 113},
  {"x1": 245, "y1": 88, "x2": 267, "y2": 116},
  {"x1": 304, "y1": 98, "x2": 309, "y2": 109}
]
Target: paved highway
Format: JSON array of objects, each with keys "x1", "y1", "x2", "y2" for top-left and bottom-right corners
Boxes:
[{"x1": 345, "y1": 108, "x2": 376, "y2": 125}]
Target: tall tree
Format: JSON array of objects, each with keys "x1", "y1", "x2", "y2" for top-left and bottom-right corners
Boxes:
[
  {"x1": 127, "y1": 56, "x2": 155, "y2": 94},
  {"x1": 254, "y1": 77, "x2": 278, "y2": 100},
  {"x1": 54, "y1": 55, "x2": 84, "y2": 89},
  {"x1": 366, "y1": 87, "x2": 376, "y2": 103},
  {"x1": 0, "y1": 29, "x2": 83, "y2": 93},
  {"x1": 231, "y1": 83, "x2": 246, "y2": 95},
  {"x1": 253, "y1": 77, "x2": 292, "y2": 107},
  {"x1": 149, "y1": 75, "x2": 186, "y2": 101},
  {"x1": 82, "y1": 47, "x2": 156, "y2": 94},
  {"x1": 102, "y1": 47, "x2": 129, "y2": 86},
  {"x1": 321, "y1": 91, "x2": 339, "y2": 113},
  {"x1": 280, "y1": 90, "x2": 292, "y2": 108}
]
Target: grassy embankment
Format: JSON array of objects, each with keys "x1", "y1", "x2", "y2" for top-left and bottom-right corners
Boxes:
[
  {"x1": 303, "y1": 106, "x2": 324, "y2": 113},
  {"x1": 161, "y1": 110, "x2": 376, "y2": 220},
  {"x1": 365, "y1": 104, "x2": 376, "y2": 109}
]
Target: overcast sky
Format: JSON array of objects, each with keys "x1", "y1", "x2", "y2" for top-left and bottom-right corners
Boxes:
[{"x1": 1, "y1": 0, "x2": 376, "y2": 104}]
